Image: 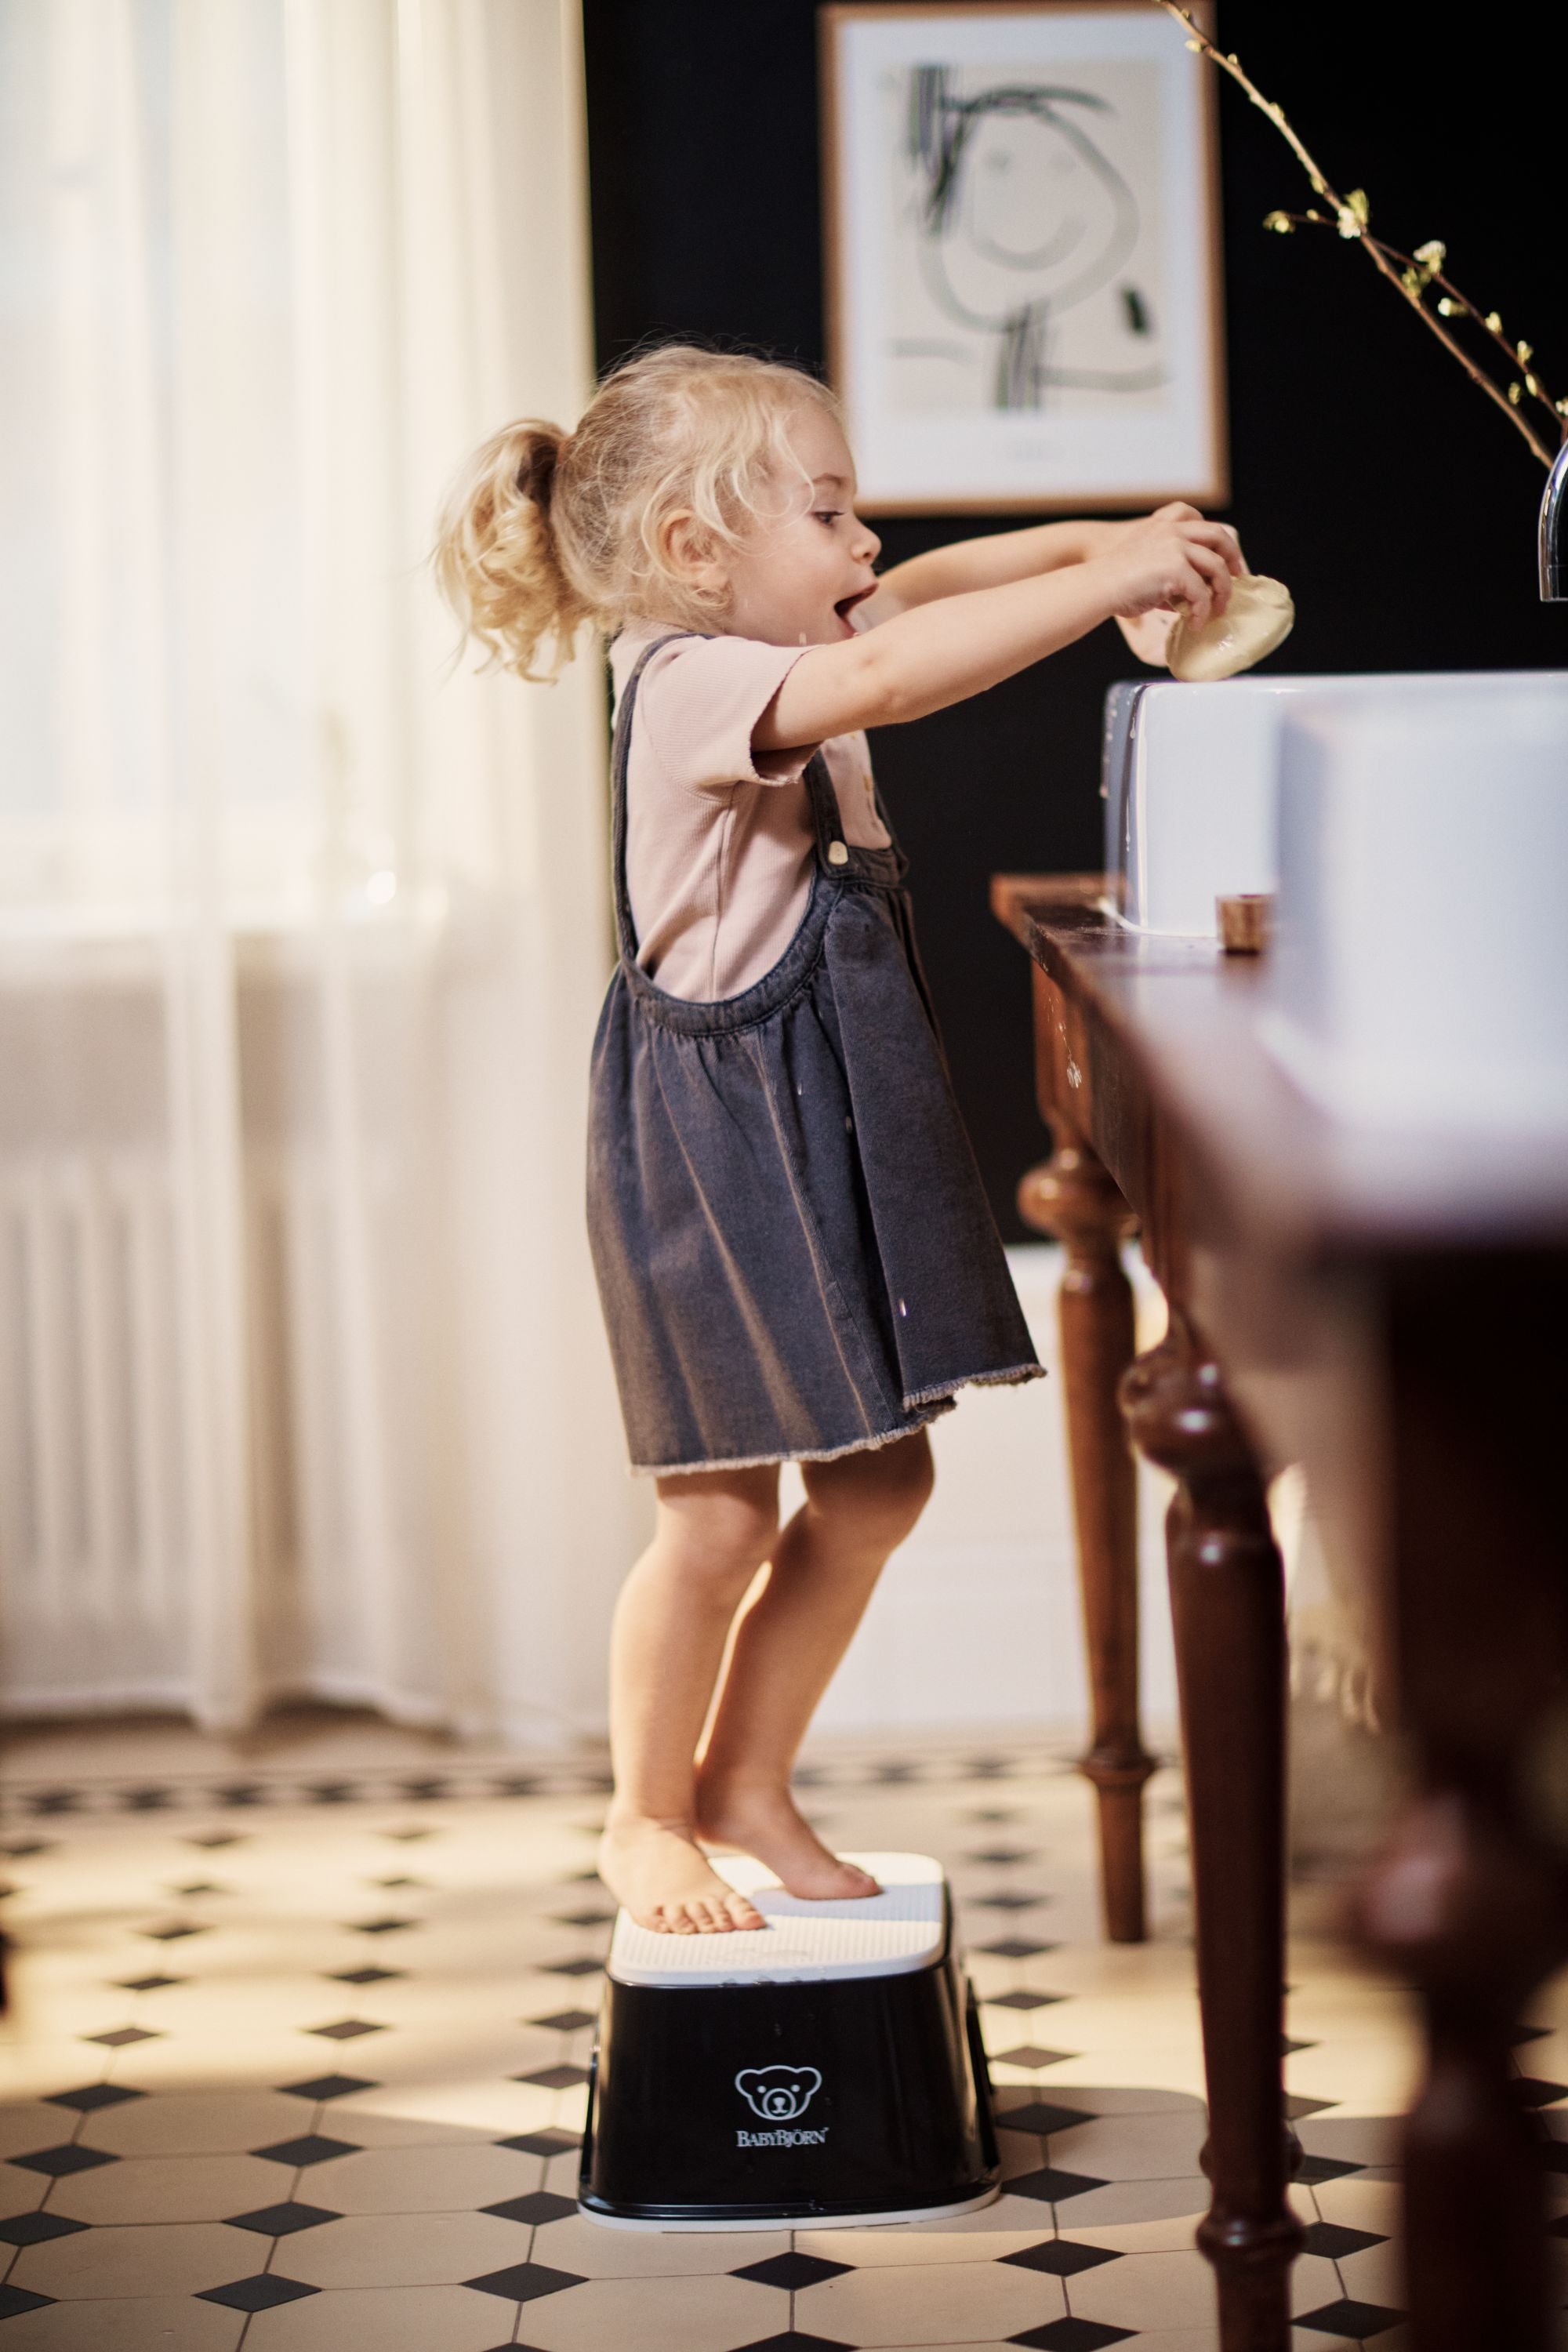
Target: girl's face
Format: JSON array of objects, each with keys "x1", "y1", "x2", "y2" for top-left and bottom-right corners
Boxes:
[{"x1": 717, "y1": 405, "x2": 882, "y2": 648}]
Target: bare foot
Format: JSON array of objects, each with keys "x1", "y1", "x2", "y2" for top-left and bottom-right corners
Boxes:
[
  {"x1": 694, "y1": 1777, "x2": 881, "y2": 1901},
  {"x1": 598, "y1": 1814, "x2": 767, "y2": 1936}
]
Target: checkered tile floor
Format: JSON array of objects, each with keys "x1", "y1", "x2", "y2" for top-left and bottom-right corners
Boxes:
[{"x1": 0, "y1": 1718, "x2": 1562, "y2": 2349}]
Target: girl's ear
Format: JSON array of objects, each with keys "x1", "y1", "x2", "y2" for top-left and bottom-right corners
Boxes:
[{"x1": 662, "y1": 510, "x2": 729, "y2": 606}]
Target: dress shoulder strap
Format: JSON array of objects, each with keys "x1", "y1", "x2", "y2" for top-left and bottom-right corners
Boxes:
[{"x1": 608, "y1": 633, "x2": 696, "y2": 967}]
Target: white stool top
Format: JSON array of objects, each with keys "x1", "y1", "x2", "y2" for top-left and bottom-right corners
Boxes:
[{"x1": 606, "y1": 1852, "x2": 948, "y2": 1989}]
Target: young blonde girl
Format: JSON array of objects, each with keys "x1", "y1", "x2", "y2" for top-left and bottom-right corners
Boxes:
[{"x1": 434, "y1": 345, "x2": 1242, "y2": 1937}]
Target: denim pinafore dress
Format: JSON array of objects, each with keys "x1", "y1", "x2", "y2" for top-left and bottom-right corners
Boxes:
[{"x1": 587, "y1": 636, "x2": 1043, "y2": 1475}]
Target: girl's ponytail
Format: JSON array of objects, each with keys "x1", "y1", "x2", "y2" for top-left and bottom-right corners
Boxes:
[{"x1": 430, "y1": 419, "x2": 590, "y2": 682}]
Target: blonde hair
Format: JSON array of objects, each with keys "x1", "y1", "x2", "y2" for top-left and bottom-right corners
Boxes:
[{"x1": 430, "y1": 344, "x2": 843, "y2": 682}]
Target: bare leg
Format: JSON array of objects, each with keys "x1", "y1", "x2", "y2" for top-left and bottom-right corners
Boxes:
[
  {"x1": 597, "y1": 1465, "x2": 781, "y2": 1936},
  {"x1": 695, "y1": 1431, "x2": 935, "y2": 1896}
]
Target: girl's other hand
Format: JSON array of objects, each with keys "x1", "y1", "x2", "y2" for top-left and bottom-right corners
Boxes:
[{"x1": 1097, "y1": 503, "x2": 1243, "y2": 632}]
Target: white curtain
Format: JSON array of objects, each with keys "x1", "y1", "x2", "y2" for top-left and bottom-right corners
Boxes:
[{"x1": 0, "y1": 0, "x2": 644, "y2": 1739}]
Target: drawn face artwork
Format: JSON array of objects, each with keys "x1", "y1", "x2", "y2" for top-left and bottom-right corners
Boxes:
[{"x1": 920, "y1": 91, "x2": 1139, "y2": 332}]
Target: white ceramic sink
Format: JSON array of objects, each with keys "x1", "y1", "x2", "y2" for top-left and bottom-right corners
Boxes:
[
  {"x1": 1103, "y1": 670, "x2": 1568, "y2": 940},
  {"x1": 1263, "y1": 680, "x2": 1568, "y2": 1131}
]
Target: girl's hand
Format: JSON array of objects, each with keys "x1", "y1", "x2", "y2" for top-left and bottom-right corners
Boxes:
[
  {"x1": 1094, "y1": 503, "x2": 1243, "y2": 632},
  {"x1": 1116, "y1": 607, "x2": 1178, "y2": 666}
]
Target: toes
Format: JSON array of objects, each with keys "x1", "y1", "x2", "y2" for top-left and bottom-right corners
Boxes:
[{"x1": 728, "y1": 1896, "x2": 764, "y2": 1929}]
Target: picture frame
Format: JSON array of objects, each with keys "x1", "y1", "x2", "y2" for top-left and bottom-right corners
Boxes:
[{"x1": 819, "y1": 2, "x2": 1227, "y2": 514}]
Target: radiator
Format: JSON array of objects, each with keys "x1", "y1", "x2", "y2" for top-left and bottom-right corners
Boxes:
[{"x1": 0, "y1": 1149, "x2": 191, "y2": 1708}]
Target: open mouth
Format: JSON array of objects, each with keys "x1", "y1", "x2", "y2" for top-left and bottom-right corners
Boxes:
[{"x1": 833, "y1": 586, "x2": 876, "y2": 631}]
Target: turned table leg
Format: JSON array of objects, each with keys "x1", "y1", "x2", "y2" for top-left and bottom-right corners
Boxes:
[
  {"x1": 1121, "y1": 1313, "x2": 1300, "y2": 2352},
  {"x1": 1020, "y1": 1142, "x2": 1154, "y2": 1942},
  {"x1": 1348, "y1": 1276, "x2": 1568, "y2": 2352}
]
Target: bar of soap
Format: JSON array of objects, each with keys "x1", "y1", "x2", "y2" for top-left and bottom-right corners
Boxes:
[{"x1": 1168, "y1": 574, "x2": 1294, "y2": 682}]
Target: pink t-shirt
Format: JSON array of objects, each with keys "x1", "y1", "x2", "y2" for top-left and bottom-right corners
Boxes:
[{"x1": 610, "y1": 622, "x2": 892, "y2": 1003}]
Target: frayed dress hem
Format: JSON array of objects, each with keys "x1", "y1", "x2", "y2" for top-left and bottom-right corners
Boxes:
[
  {"x1": 626, "y1": 1359, "x2": 1044, "y2": 1478},
  {"x1": 904, "y1": 1359, "x2": 1047, "y2": 1409}
]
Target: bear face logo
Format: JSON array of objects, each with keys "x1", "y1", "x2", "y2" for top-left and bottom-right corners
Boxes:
[{"x1": 735, "y1": 2064, "x2": 822, "y2": 2122}]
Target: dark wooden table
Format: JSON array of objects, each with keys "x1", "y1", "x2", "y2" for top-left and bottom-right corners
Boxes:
[{"x1": 993, "y1": 874, "x2": 1568, "y2": 2352}]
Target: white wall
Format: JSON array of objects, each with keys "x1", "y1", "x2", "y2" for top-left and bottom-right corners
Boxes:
[{"x1": 808, "y1": 1243, "x2": 1178, "y2": 1739}]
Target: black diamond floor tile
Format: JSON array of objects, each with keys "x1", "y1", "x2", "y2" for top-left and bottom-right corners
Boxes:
[
  {"x1": 550, "y1": 1908, "x2": 615, "y2": 1929},
  {"x1": 349, "y1": 1916, "x2": 416, "y2": 1935},
  {"x1": 227, "y1": 2201, "x2": 342, "y2": 2235},
  {"x1": 528, "y1": 2009, "x2": 597, "y2": 2033},
  {"x1": 325, "y1": 1966, "x2": 405, "y2": 1986},
  {"x1": 483, "y1": 2190, "x2": 579, "y2": 2227},
  {"x1": 140, "y1": 1920, "x2": 207, "y2": 1941},
  {"x1": 515, "y1": 2064, "x2": 590, "y2": 2091},
  {"x1": 45, "y1": 2082, "x2": 145, "y2": 2112},
  {"x1": 991, "y1": 2045, "x2": 1076, "y2": 2069},
  {"x1": 82, "y1": 2026, "x2": 161, "y2": 2047},
  {"x1": 113, "y1": 1974, "x2": 185, "y2": 1993},
  {"x1": 0, "y1": 2212, "x2": 88, "y2": 2246},
  {"x1": 731, "y1": 2250, "x2": 852, "y2": 2289},
  {"x1": 380, "y1": 1827, "x2": 438, "y2": 1840},
  {"x1": 1002, "y1": 2238, "x2": 1123, "y2": 2276},
  {"x1": 170, "y1": 1881, "x2": 228, "y2": 1896},
  {"x1": 1010, "y1": 2322, "x2": 1134, "y2": 2350},
  {"x1": 0, "y1": 1841, "x2": 55, "y2": 1857},
  {"x1": 996, "y1": 2100, "x2": 1093, "y2": 2136},
  {"x1": 1513, "y1": 2023, "x2": 1552, "y2": 2045},
  {"x1": 979, "y1": 1949, "x2": 1061, "y2": 1968},
  {"x1": 0, "y1": 2286, "x2": 55, "y2": 2318},
  {"x1": 185, "y1": 1832, "x2": 246, "y2": 1848},
  {"x1": 499, "y1": 2128, "x2": 582, "y2": 2158},
  {"x1": 13, "y1": 2143, "x2": 118, "y2": 2177},
  {"x1": 1301, "y1": 2220, "x2": 1388, "y2": 2259},
  {"x1": 307, "y1": 2020, "x2": 387, "y2": 2041},
  {"x1": 973, "y1": 1890, "x2": 1051, "y2": 1911},
  {"x1": 541, "y1": 1955, "x2": 603, "y2": 1976},
  {"x1": 122, "y1": 1787, "x2": 176, "y2": 1809},
  {"x1": 966, "y1": 1848, "x2": 1039, "y2": 1866},
  {"x1": 464, "y1": 2260, "x2": 586, "y2": 2303},
  {"x1": 1004, "y1": 2165, "x2": 1108, "y2": 2203},
  {"x1": 1294, "y1": 2152, "x2": 1366, "y2": 2184},
  {"x1": 199, "y1": 2274, "x2": 320, "y2": 2311},
  {"x1": 726, "y1": 2337, "x2": 852, "y2": 2352},
  {"x1": 1294, "y1": 2298, "x2": 1406, "y2": 2338},
  {"x1": 1283, "y1": 2036, "x2": 1318, "y2": 2055},
  {"x1": 254, "y1": 2134, "x2": 361, "y2": 2167},
  {"x1": 215, "y1": 1784, "x2": 266, "y2": 1805},
  {"x1": 279, "y1": 2074, "x2": 378, "y2": 2101},
  {"x1": 1515, "y1": 2076, "x2": 1568, "y2": 2107}
]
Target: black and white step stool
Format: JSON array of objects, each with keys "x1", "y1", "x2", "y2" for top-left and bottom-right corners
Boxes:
[{"x1": 579, "y1": 1851, "x2": 999, "y2": 2229}]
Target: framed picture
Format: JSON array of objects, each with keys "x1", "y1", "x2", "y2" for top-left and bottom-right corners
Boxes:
[{"x1": 820, "y1": 2, "x2": 1227, "y2": 513}]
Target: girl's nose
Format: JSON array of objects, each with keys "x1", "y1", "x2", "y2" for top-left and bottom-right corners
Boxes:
[{"x1": 854, "y1": 519, "x2": 881, "y2": 566}]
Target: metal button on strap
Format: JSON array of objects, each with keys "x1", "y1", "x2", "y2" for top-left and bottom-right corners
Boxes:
[{"x1": 827, "y1": 840, "x2": 850, "y2": 866}]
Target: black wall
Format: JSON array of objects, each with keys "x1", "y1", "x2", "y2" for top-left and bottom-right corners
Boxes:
[{"x1": 582, "y1": 2, "x2": 1566, "y2": 1240}]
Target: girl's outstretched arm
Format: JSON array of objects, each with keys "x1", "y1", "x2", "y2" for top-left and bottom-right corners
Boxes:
[
  {"x1": 866, "y1": 514, "x2": 1242, "y2": 621},
  {"x1": 757, "y1": 503, "x2": 1243, "y2": 749},
  {"x1": 865, "y1": 519, "x2": 1122, "y2": 619}
]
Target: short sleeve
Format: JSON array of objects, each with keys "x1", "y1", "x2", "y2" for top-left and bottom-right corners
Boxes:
[{"x1": 633, "y1": 634, "x2": 818, "y2": 793}]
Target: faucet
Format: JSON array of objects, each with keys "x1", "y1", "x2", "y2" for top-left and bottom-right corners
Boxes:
[{"x1": 1540, "y1": 436, "x2": 1568, "y2": 599}]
